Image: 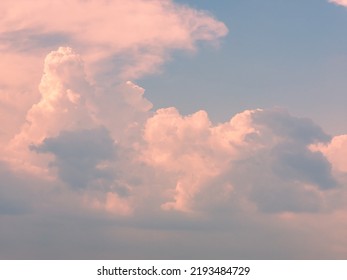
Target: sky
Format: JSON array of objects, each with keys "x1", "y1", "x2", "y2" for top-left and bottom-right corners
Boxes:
[{"x1": 0, "y1": 0, "x2": 347, "y2": 259}]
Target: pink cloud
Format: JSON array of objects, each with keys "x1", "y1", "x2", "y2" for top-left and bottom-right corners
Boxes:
[
  {"x1": 329, "y1": 0, "x2": 347, "y2": 7},
  {"x1": 0, "y1": 0, "x2": 227, "y2": 82},
  {"x1": 142, "y1": 107, "x2": 338, "y2": 214},
  {"x1": 84, "y1": 191, "x2": 133, "y2": 216},
  {"x1": 2, "y1": 46, "x2": 344, "y2": 219},
  {"x1": 0, "y1": 46, "x2": 346, "y2": 258},
  {"x1": 1, "y1": 2, "x2": 347, "y2": 258}
]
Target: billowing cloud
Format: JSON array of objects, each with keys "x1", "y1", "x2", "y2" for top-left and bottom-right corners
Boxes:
[
  {"x1": 31, "y1": 127, "x2": 116, "y2": 189},
  {"x1": 1, "y1": 0, "x2": 347, "y2": 259},
  {"x1": 142, "y1": 107, "x2": 338, "y2": 214},
  {"x1": 0, "y1": 162, "x2": 32, "y2": 215},
  {"x1": 0, "y1": 45, "x2": 347, "y2": 258},
  {"x1": 0, "y1": 0, "x2": 227, "y2": 159}
]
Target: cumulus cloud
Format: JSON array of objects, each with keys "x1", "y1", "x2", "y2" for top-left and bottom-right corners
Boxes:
[
  {"x1": 4, "y1": 46, "x2": 343, "y2": 218},
  {"x1": 3, "y1": 46, "x2": 151, "y2": 216},
  {"x1": 1, "y1": 0, "x2": 347, "y2": 259},
  {"x1": 5, "y1": 47, "x2": 151, "y2": 174},
  {"x1": 142, "y1": 107, "x2": 339, "y2": 214},
  {"x1": 1, "y1": 45, "x2": 347, "y2": 258},
  {"x1": 142, "y1": 107, "x2": 251, "y2": 213}
]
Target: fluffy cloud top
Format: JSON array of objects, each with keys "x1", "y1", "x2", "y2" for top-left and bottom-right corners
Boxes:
[
  {"x1": 31, "y1": 127, "x2": 115, "y2": 189},
  {"x1": 142, "y1": 107, "x2": 338, "y2": 214}
]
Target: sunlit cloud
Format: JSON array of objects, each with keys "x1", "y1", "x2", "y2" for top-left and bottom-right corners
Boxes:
[
  {"x1": 329, "y1": 0, "x2": 347, "y2": 7},
  {"x1": 3, "y1": 46, "x2": 346, "y2": 218},
  {"x1": 1, "y1": 0, "x2": 347, "y2": 259}
]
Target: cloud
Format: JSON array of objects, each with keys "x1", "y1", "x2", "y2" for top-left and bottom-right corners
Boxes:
[
  {"x1": 142, "y1": 107, "x2": 338, "y2": 214},
  {"x1": 0, "y1": 0, "x2": 228, "y2": 156},
  {"x1": 329, "y1": 0, "x2": 347, "y2": 7},
  {"x1": 31, "y1": 127, "x2": 116, "y2": 189},
  {"x1": 1, "y1": 0, "x2": 347, "y2": 259},
  {"x1": 8, "y1": 48, "x2": 338, "y2": 217},
  {"x1": 141, "y1": 107, "x2": 251, "y2": 213},
  {"x1": 310, "y1": 135, "x2": 347, "y2": 174},
  {"x1": 0, "y1": 0, "x2": 228, "y2": 87},
  {"x1": 0, "y1": 161, "x2": 32, "y2": 215},
  {"x1": 0, "y1": 29, "x2": 69, "y2": 53},
  {"x1": 3, "y1": 46, "x2": 148, "y2": 216},
  {"x1": 5, "y1": 46, "x2": 341, "y2": 218},
  {"x1": 1, "y1": 46, "x2": 347, "y2": 258},
  {"x1": 5, "y1": 47, "x2": 151, "y2": 173}
]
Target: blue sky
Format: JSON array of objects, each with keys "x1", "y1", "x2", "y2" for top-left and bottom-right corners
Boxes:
[{"x1": 140, "y1": 0, "x2": 347, "y2": 135}]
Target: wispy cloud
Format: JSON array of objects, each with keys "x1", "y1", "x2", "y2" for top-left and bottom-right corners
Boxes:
[
  {"x1": 329, "y1": 0, "x2": 347, "y2": 7},
  {"x1": 0, "y1": 0, "x2": 228, "y2": 81}
]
